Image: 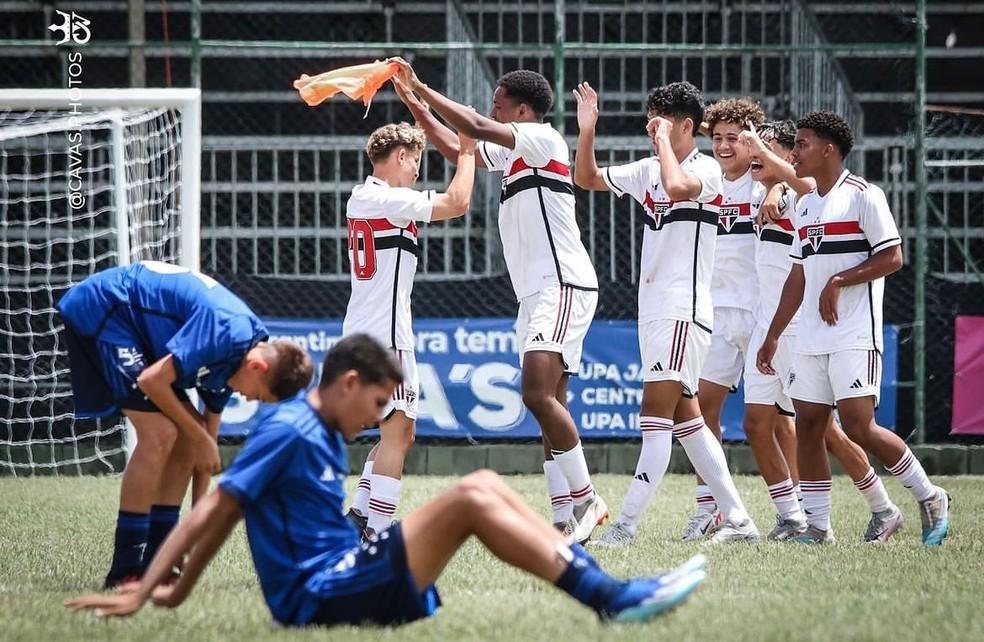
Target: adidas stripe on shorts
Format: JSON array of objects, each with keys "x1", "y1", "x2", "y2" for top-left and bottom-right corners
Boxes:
[
  {"x1": 788, "y1": 349, "x2": 882, "y2": 407},
  {"x1": 638, "y1": 318, "x2": 712, "y2": 398},
  {"x1": 517, "y1": 284, "x2": 598, "y2": 375},
  {"x1": 385, "y1": 349, "x2": 420, "y2": 420}
]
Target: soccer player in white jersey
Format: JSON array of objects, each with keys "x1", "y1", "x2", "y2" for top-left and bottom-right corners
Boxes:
[
  {"x1": 344, "y1": 122, "x2": 477, "y2": 538},
  {"x1": 388, "y1": 58, "x2": 607, "y2": 543},
  {"x1": 742, "y1": 120, "x2": 904, "y2": 542},
  {"x1": 683, "y1": 98, "x2": 766, "y2": 539},
  {"x1": 758, "y1": 111, "x2": 950, "y2": 545},
  {"x1": 572, "y1": 80, "x2": 759, "y2": 546}
]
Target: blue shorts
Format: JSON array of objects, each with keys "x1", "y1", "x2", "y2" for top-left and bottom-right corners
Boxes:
[
  {"x1": 305, "y1": 523, "x2": 441, "y2": 627},
  {"x1": 61, "y1": 319, "x2": 186, "y2": 417}
]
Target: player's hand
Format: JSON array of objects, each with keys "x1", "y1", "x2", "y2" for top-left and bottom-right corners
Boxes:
[
  {"x1": 392, "y1": 76, "x2": 428, "y2": 115},
  {"x1": 756, "y1": 336, "x2": 778, "y2": 375},
  {"x1": 759, "y1": 182, "x2": 786, "y2": 225},
  {"x1": 194, "y1": 436, "x2": 222, "y2": 474},
  {"x1": 819, "y1": 276, "x2": 842, "y2": 326},
  {"x1": 738, "y1": 121, "x2": 768, "y2": 154},
  {"x1": 572, "y1": 82, "x2": 599, "y2": 131},
  {"x1": 65, "y1": 592, "x2": 146, "y2": 618},
  {"x1": 148, "y1": 584, "x2": 184, "y2": 609},
  {"x1": 387, "y1": 57, "x2": 423, "y2": 91},
  {"x1": 646, "y1": 116, "x2": 673, "y2": 142}
]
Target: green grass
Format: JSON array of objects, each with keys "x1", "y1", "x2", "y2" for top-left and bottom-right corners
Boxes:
[{"x1": 1, "y1": 473, "x2": 982, "y2": 642}]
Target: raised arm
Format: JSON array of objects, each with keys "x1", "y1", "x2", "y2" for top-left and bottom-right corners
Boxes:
[
  {"x1": 65, "y1": 487, "x2": 242, "y2": 617},
  {"x1": 572, "y1": 82, "x2": 609, "y2": 192},
  {"x1": 389, "y1": 57, "x2": 516, "y2": 149},
  {"x1": 649, "y1": 117, "x2": 703, "y2": 201},
  {"x1": 430, "y1": 131, "x2": 477, "y2": 220},
  {"x1": 738, "y1": 125, "x2": 815, "y2": 195},
  {"x1": 393, "y1": 75, "x2": 487, "y2": 169}
]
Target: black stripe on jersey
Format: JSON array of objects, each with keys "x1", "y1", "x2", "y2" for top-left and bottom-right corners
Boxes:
[
  {"x1": 643, "y1": 207, "x2": 718, "y2": 232},
  {"x1": 870, "y1": 237, "x2": 901, "y2": 252},
  {"x1": 691, "y1": 207, "x2": 702, "y2": 330},
  {"x1": 868, "y1": 281, "x2": 877, "y2": 352},
  {"x1": 389, "y1": 229, "x2": 404, "y2": 350},
  {"x1": 759, "y1": 229, "x2": 794, "y2": 245},
  {"x1": 374, "y1": 234, "x2": 420, "y2": 257},
  {"x1": 716, "y1": 220, "x2": 755, "y2": 236},
  {"x1": 479, "y1": 143, "x2": 495, "y2": 169},
  {"x1": 604, "y1": 167, "x2": 625, "y2": 196},
  {"x1": 800, "y1": 239, "x2": 871, "y2": 258},
  {"x1": 531, "y1": 168, "x2": 568, "y2": 288},
  {"x1": 500, "y1": 174, "x2": 575, "y2": 203}
]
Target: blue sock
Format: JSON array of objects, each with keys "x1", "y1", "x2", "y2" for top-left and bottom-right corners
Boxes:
[
  {"x1": 109, "y1": 511, "x2": 149, "y2": 578},
  {"x1": 143, "y1": 505, "x2": 180, "y2": 571},
  {"x1": 555, "y1": 549, "x2": 624, "y2": 614}
]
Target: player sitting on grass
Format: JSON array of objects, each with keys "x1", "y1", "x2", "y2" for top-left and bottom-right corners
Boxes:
[
  {"x1": 66, "y1": 334, "x2": 708, "y2": 626},
  {"x1": 388, "y1": 58, "x2": 607, "y2": 542},
  {"x1": 757, "y1": 111, "x2": 950, "y2": 544},
  {"x1": 57, "y1": 261, "x2": 313, "y2": 587},
  {"x1": 344, "y1": 122, "x2": 476, "y2": 539},
  {"x1": 740, "y1": 120, "x2": 905, "y2": 542}
]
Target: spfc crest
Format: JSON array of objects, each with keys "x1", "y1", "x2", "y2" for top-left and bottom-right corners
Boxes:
[
  {"x1": 719, "y1": 205, "x2": 743, "y2": 232},
  {"x1": 805, "y1": 226, "x2": 824, "y2": 252},
  {"x1": 643, "y1": 191, "x2": 669, "y2": 228}
]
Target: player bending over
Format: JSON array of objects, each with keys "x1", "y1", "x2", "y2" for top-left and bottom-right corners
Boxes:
[
  {"x1": 740, "y1": 120, "x2": 904, "y2": 542},
  {"x1": 388, "y1": 58, "x2": 607, "y2": 542},
  {"x1": 66, "y1": 334, "x2": 707, "y2": 627},
  {"x1": 572, "y1": 80, "x2": 758, "y2": 546},
  {"x1": 57, "y1": 261, "x2": 313, "y2": 587},
  {"x1": 344, "y1": 122, "x2": 476, "y2": 538},
  {"x1": 757, "y1": 111, "x2": 950, "y2": 544}
]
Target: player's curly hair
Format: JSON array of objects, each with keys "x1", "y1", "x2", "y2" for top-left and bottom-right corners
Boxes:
[
  {"x1": 264, "y1": 341, "x2": 315, "y2": 400},
  {"x1": 497, "y1": 70, "x2": 554, "y2": 119},
  {"x1": 645, "y1": 81, "x2": 705, "y2": 136},
  {"x1": 796, "y1": 110, "x2": 854, "y2": 158},
  {"x1": 759, "y1": 119, "x2": 797, "y2": 150},
  {"x1": 366, "y1": 122, "x2": 427, "y2": 164},
  {"x1": 319, "y1": 334, "x2": 404, "y2": 388},
  {"x1": 704, "y1": 97, "x2": 766, "y2": 134}
]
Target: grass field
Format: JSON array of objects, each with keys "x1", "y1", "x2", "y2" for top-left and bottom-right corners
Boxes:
[{"x1": 2, "y1": 473, "x2": 982, "y2": 642}]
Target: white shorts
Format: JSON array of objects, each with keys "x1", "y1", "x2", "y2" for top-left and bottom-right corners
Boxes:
[
  {"x1": 385, "y1": 349, "x2": 419, "y2": 420},
  {"x1": 743, "y1": 324, "x2": 795, "y2": 415},
  {"x1": 639, "y1": 318, "x2": 712, "y2": 398},
  {"x1": 517, "y1": 284, "x2": 597, "y2": 375},
  {"x1": 788, "y1": 350, "x2": 882, "y2": 408},
  {"x1": 701, "y1": 307, "x2": 756, "y2": 389}
]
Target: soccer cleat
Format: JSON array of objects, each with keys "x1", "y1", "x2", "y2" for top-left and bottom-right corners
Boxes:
[
  {"x1": 680, "y1": 510, "x2": 722, "y2": 541},
  {"x1": 345, "y1": 507, "x2": 368, "y2": 533},
  {"x1": 594, "y1": 521, "x2": 636, "y2": 549},
  {"x1": 766, "y1": 514, "x2": 808, "y2": 541},
  {"x1": 863, "y1": 506, "x2": 903, "y2": 543},
  {"x1": 918, "y1": 487, "x2": 950, "y2": 546},
  {"x1": 571, "y1": 494, "x2": 609, "y2": 544},
  {"x1": 554, "y1": 517, "x2": 577, "y2": 541},
  {"x1": 709, "y1": 518, "x2": 760, "y2": 543},
  {"x1": 602, "y1": 555, "x2": 708, "y2": 623},
  {"x1": 789, "y1": 525, "x2": 836, "y2": 544}
]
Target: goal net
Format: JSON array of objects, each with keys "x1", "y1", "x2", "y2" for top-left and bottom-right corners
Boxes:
[{"x1": 0, "y1": 89, "x2": 200, "y2": 476}]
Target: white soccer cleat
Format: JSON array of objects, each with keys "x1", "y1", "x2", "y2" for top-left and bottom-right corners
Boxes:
[
  {"x1": 594, "y1": 521, "x2": 636, "y2": 548},
  {"x1": 571, "y1": 494, "x2": 609, "y2": 544},
  {"x1": 680, "y1": 510, "x2": 722, "y2": 541},
  {"x1": 767, "y1": 514, "x2": 808, "y2": 541},
  {"x1": 709, "y1": 517, "x2": 760, "y2": 543}
]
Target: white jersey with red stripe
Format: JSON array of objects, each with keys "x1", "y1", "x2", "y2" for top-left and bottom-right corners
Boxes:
[
  {"x1": 712, "y1": 169, "x2": 764, "y2": 312},
  {"x1": 601, "y1": 149, "x2": 724, "y2": 330},
  {"x1": 753, "y1": 186, "x2": 800, "y2": 334},
  {"x1": 342, "y1": 176, "x2": 434, "y2": 351},
  {"x1": 478, "y1": 122, "x2": 598, "y2": 300},
  {"x1": 790, "y1": 170, "x2": 902, "y2": 355}
]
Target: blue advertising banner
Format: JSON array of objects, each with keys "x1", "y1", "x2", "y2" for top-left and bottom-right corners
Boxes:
[{"x1": 213, "y1": 318, "x2": 899, "y2": 441}]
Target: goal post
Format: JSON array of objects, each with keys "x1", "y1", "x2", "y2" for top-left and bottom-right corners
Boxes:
[{"x1": 0, "y1": 88, "x2": 201, "y2": 476}]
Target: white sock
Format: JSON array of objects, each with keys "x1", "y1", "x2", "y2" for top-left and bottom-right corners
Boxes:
[
  {"x1": 552, "y1": 441, "x2": 594, "y2": 505},
  {"x1": 794, "y1": 484, "x2": 803, "y2": 503},
  {"x1": 886, "y1": 447, "x2": 936, "y2": 503},
  {"x1": 768, "y1": 478, "x2": 804, "y2": 521},
  {"x1": 352, "y1": 460, "x2": 373, "y2": 515},
  {"x1": 543, "y1": 460, "x2": 573, "y2": 523},
  {"x1": 800, "y1": 479, "x2": 832, "y2": 531},
  {"x1": 695, "y1": 484, "x2": 716, "y2": 514},
  {"x1": 367, "y1": 474, "x2": 401, "y2": 532},
  {"x1": 673, "y1": 417, "x2": 749, "y2": 523},
  {"x1": 853, "y1": 468, "x2": 894, "y2": 513},
  {"x1": 619, "y1": 416, "x2": 673, "y2": 530}
]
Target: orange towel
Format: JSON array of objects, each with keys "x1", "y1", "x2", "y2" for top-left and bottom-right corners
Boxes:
[{"x1": 293, "y1": 60, "x2": 399, "y2": 116}]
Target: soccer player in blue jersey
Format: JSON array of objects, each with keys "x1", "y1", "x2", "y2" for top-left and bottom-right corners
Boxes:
[
  {"x1": 57, "y1": 261, "x2": 313, "y2": 587},
  {"x1": 66, "y1": 334, "x2": 707, "y2": 627}
]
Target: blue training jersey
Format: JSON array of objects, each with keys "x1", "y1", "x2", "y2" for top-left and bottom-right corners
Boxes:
[
  {"x1": 219, "y1": 397, "x2": 359, "y2": 625},
  {"x1": 57, "y1": 261, "x2": 268, "y2": 412}
]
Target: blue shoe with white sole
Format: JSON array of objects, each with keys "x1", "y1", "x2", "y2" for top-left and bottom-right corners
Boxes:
[
  {"x1": 920, "y1": 487, "x2": 950, "y2": 546},
  {"x1": 603, "y1": 555, "x2": 707, "y2": 623}
]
